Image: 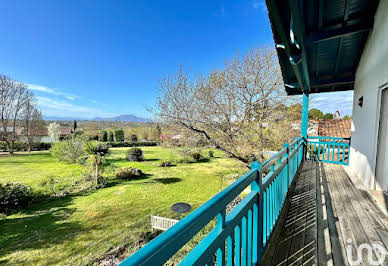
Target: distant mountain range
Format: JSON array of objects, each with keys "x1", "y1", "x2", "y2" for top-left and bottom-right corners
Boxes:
[{"x1": 43, "y1": 114, "x2": 150, "y2": 123}]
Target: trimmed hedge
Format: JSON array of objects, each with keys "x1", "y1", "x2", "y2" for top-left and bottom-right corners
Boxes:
[
  {"x1": 0, "y1": 141, "x2": 51, "y2": 152},
  {"x1": 107, "y1": 141, "x2": 157, "y2": 147},
  {"x1": 116, "y1": 167, "x2": 144, "y2": 179},
  {"x1": 126, "y1": 148, "x2": 144, "y2": 161}
]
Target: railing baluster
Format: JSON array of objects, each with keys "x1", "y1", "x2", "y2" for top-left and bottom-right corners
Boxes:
[
  {"x1": 247, "y1": 209, "x2": 252, "y2": 265},
  {"x1": 336, "y1": 144, "x2": 339, "y2": 162},
  {"x1": 342, "y1": 144, "x2": 345, "y2": 163},
  {"x1": 265, "y1": 189, "x2": 269, "y2": 244},
  {"x1": 235, "y1": 225, "x2": 241, "y2": 266},
  {"x1": 227, "y1": 235, "x2": 233, "y2": 266},
  {"x1": 252, "y1": 199, "x2": 258, "y2": 263},
  {"x1": 217, "y1": 209, "x2": 226, "y2": 266},
  {"x1": 241, "y1": 216, "x2": 247, "y2": 266}
]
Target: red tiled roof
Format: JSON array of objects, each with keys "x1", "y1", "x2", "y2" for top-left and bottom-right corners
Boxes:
[
  {"x1": 60, "y1": 128, "x2": 72, "y2": 135},
  {"x1": 318, "y1": 119, "x2": 351, "y2": 138},
  {"x1": 1, "y1": 127, "x2": 72, "y2": 136}
]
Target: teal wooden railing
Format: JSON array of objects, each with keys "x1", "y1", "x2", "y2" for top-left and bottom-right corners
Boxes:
[
  {"x1": 120, "y1": 137, "x2": 305, "y2": 265},
  {"x1": 306, "y1": 136, "x2": 350, "y2": 165}
]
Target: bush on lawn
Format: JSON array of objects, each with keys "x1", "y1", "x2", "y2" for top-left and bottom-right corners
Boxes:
[
  {"x1": 51, "y1": 134, "x2": 88, "y2": 163},
  {"x1": 176, "y1": 148, "x2": 204, "y2": 163},
  {"x1": 126, "y1": 148, "x2": 143, "y2": 161},
  {"x1": 116, "y1": 167, "x2": 144, "y2": 179},
  {"x1": 130, "y1": 134, "x2": 138, "y2": 142},
  {"x1": 0, "y1": 182, "x2": 32, "y2": 214},
  {"x1": 159, "y1": 161, "x2": 173, "y2": 167},
  {"x1": 191, "y1": 152, "x2": 202, "y2": 162}
]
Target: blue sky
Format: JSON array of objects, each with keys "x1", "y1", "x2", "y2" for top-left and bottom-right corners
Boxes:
[{"x1": 0, "y1": 0, "x2": 352, "y2": 119}]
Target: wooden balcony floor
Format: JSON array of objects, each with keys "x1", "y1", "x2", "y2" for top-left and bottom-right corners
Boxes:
[{"x1": 263, "y1": 161, "x2": 388, "y2": 266}]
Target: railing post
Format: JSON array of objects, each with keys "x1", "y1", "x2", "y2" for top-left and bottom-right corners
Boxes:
[
  {"x1": 294, "y1": 137, "x2": 299, "y2": 168},
  {"x1": 301, "y1": 90, "x2": 309, "y2": 139},
  {"x1": 250, "y1": 161, "x2": 262, "y2": 266},
  {"x1": 283, "y1": 143, "x2": 289, "y2": 187}
]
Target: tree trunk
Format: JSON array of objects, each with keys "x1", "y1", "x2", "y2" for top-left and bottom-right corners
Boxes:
[
  {"x1": 6, "y1": 141, "x2": 14, "y2": 155},
  {"x1": 95, "y1": 164, "x2": 98, "y2": 187},
  {"x1": 28, "y1": 140, "x2": 32, "y2": 153}
]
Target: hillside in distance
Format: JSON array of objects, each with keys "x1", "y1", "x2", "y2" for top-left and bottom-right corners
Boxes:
[{"x1": 44, "y1": 114, "x2": 149, "y2": 122}]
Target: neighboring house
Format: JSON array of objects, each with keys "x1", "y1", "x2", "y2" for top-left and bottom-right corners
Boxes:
[
  {"x1": 171, "y1": 134, "x2": 181, "y2": 140},
  {"x1": 292, "y1": 120, "x2": 318, "y2": 136},
  {"x1": 318, "y1": 119, "x2": 351, "y2": 139},
  {"x1": 0, "y1": 125, "x2": 23, "y2": 141},
  {"x1": 40, "y1": 127, "x2": 72, "y2": 143},
  {"x1": 160, "y1": 134, "x2": 181, "y2": 142},
  {"x1": 0, "y1": 125, "x2": 72, "y2": 143}
]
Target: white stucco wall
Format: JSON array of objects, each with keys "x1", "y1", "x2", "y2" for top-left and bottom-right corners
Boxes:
[
  {"x1": 40, "y1": 136, "x2": 55, "y2": 143},
  {"x1": 350, "y1": 0, "x2": 388, "y2": 190}
]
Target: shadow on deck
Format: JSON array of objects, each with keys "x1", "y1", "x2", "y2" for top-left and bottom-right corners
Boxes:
[{"x1": 263, "y1": 160, "x2": 388, "y2": 265}]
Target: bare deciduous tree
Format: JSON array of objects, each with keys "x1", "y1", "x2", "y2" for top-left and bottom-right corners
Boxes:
[
  {"x1": 155, "y1": 47, "x2": 293, "y2": 165},
  {"x1": 22, "y1": 95, "x2": 45, "y2": 152},
  {"x1": 0, "y1": 75, "x2": 31, "y2": 154}
]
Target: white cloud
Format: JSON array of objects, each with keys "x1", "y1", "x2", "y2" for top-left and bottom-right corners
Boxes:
[
  {"x1": 27, "y1": 84, "x2": 56, "y2": 94},
  {"x1": 27, "y1": 83, "x2": 78, "y2": 101},
  {"x1": 36, "y1": 96, "x2": 117, "y2": 119},
  {"x1": 251, "y1": 1, "x2": 267, "y2": 12},
  {"x1": 26, "y1": 82, "x2": 117, "y2": 119},
  {"x1": 65, "y1": 96, "x2": 76, "y2": 101},
  {"x1": 311, "y1": 91, "x2": 354, "y2": 115}
]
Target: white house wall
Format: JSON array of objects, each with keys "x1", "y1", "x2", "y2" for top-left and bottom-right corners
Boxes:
[{"x1": 350, "y1": 0, "x2": 388, "y2": 190}]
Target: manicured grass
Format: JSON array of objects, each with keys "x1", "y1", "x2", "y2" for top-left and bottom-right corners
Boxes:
[
  {"x1": 0, "y1": 151, "x2": 84, "y2": 195},
  {"x1": 0, "y1": 147, "x2": 246, "y2": 265}
]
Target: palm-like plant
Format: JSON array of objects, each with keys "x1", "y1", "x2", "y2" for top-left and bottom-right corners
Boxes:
[{"x1": 85, "y1": 142, "x2": 110, "y2": 187}]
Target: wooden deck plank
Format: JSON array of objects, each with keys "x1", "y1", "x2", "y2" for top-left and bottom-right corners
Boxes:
[
  {"x1": 332, "y1": 165, "x2": 380, "y2": 265},
  {"x1": 318, "y1": 162, "x2": 347, "y2": 266},
  {"x1": 262, "y1": 161, "x2": 388, "y2": 266},
  {"x1": 316, "y1": 162, "x2": 335, "y2": 266},
  {"x1": 338, "y1": 166, "x2": 388, "y2": 265},
  {"x1": 324, "y1": 163, "x2": 362, "y2": 265}
]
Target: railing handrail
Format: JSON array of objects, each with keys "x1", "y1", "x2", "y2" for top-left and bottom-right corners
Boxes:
[
  {"x1": 308, "y1": 136, "x2": 350, "y2": 141},
  {"x1": 120, "y1": 137, "x2": 305, "y2": 265}
]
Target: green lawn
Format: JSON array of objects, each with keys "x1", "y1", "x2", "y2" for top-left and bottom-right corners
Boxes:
[{"x1": 0, "y1": 147, "x2": 246, "y2": 265}]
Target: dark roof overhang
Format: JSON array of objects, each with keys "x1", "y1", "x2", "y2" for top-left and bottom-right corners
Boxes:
[{"x1": 266, "y1": 0, "x2": 379, "y2": 95}]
